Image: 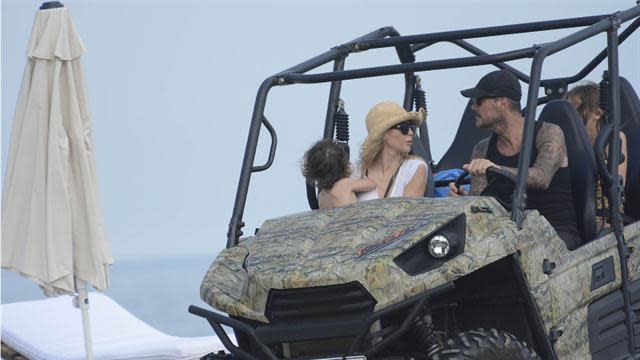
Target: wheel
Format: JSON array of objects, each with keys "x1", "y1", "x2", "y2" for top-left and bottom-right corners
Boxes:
[
  {"x1": 480, "y1": 166, "x2": 517, "y2": 211},
  {"x1": 452, "y1": 167, "x2": 516, "y2": 210},
  {"x1": 453, "y1": 170, "x2": 471, "y2": 191},
  {"x1": 431, "y1": 328, "x2": 540, "y2": 360}
]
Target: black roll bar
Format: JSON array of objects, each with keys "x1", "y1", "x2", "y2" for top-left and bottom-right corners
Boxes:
[
  {"x1": 606, "y1": 22, "x2": 635, "y2": 357},
  {"x1": 448, "y1": 39, "x2": 530, "y2": 81},
  {"x1": 276, "y1": 27, "x2": 409, "y2": 77},
  {"x1": 541, "y1": 17, "x2": 640, "y2": 87},
  {"x1": 250, "y1": 116, "x2": 277, "y2": 172},
  {"x1": 323, "y1": 26, "x2": 418, "y2": 138},
  {"x1": 227, "y1": 27, "x2": 414, "y2": 247},
  {"x1": 353, "y1": 15, "x2": 607, "y2": 51},
  {"x1": 282, "y1": 47, "x2": 537, "y2": 84},
  {"x1": 227, "y1": 5, "x2": 640, "y2": 247},
  {"x1": 323, "y1": 58, "x2": 346, "y2": 139},
  {"x1": 410, "y1": 18, "x2": 638, "y2": 89},
  {"x1": 228, "y1": 77, "x2": 277, "y2": 245},
  {"x1": 511, "y1": 6, "x2": 640, "y2": 227},
  {"x1": 215, "y1": 6, "x2": 640, "y2": 358},
  {"x1": 511, "y1": 13, "x2": 639, "y2": 355}
]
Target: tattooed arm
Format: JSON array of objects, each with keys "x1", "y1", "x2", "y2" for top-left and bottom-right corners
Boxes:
[
  {"x1": 468, "y1": 138, "x2": 490, "y2": 195},
  {"x1": 495, "y1": 122, "x2": 568, "y2": 190}
]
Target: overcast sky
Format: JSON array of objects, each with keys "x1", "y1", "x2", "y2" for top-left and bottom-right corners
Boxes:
[{"x1": 2, "y1": 0, "x2": 639, "y2": 261}]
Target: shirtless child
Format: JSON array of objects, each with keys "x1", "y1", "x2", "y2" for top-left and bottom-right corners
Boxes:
[{"x1": 302, "y1": 139, "x2": 376, "y2": 209}]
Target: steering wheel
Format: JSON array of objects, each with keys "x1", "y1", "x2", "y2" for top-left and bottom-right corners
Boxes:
[
  {"x1": 452, "y1": 170, "x2": 470, "y2": 192},
  {"x1": 484, "y1": 166, "x2": 517, "y2": 184},
  {"x1": 452, "y1": 166, "x2": 517, "y2": 209}
]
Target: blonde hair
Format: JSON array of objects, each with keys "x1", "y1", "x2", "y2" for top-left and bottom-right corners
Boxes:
[
  {"x1": 359, "y1": 133, "x2": 413, "y2": 176},
  {"x1": 359, "y1": 135, "x2": 385, "y2": 175},
  {"x1": 359, "y1": 101, "x2": 425, "y2": 175}
]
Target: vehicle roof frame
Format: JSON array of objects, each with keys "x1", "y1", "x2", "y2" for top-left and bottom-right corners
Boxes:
[
  {"x1": 227, "y1": 6, "x2": 639, "y2": 248},
  {"x1": 224, "y1": 6, "x2": 640, "y2": 355}
]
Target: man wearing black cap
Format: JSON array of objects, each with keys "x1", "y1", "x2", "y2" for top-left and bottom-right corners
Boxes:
[{"x1": 449, "y1": 69, "x2": 581, "y2": 250}]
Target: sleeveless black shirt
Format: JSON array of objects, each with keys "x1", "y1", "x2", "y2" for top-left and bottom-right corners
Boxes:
[{"x1": 485, "y1": 122, "x2": 579, "y2": 237}]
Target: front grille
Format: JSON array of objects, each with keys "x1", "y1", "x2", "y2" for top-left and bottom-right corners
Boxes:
[{"x1": 265, "y1": 281, "x2": 377, "y2": 324}]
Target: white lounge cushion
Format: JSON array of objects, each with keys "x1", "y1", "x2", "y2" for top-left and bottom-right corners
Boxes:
[{"x1": 1, "y1": 293, "x2": 232, "y2": 360}]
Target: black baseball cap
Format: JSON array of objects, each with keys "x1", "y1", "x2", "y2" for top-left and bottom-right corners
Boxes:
[{"x1": 460, "y1": 69, "x2": 522, "y2": 101}]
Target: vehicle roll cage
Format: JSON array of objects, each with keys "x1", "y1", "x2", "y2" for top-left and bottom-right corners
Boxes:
[
  {"x1": 222, "y1": 5, "x2": 640, "y2": 356},
  {"x1": 228, "y1": 6, "x2": 640, "y2": 246}
]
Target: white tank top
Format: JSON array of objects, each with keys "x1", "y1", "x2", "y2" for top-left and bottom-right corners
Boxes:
[{"x1": 351, "y1": 158, "x2": 427, "y2": 201}]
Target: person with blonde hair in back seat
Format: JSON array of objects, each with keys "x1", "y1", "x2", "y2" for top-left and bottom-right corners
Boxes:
[{"x1": 564, "y1": 81, "x2": 628, "y2": 230}]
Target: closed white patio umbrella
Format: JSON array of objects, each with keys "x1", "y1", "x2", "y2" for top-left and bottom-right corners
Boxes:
[{"x1": 2, "y1": 1, "x2": 113, "y2": 359}]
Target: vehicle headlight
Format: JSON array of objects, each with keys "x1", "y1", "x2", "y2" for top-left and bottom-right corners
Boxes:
[
  {"x1": 393, "y1": 214, "x2": 466, "y2": 275},
  {"x1": 428, "y1": 234, "x2": 450, "y2": 258}
]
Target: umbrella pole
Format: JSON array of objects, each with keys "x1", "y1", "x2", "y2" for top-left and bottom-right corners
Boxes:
[{"x1": 74, "y1": 279, "x2": 94, "y2": 360}]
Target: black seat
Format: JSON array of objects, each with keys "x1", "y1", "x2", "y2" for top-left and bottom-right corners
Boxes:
[
  {"x1": 538, "y1": 100, "x2": 598, "y2": 242},
  {"x1": 619, "y1": 77, "x2": 640, "y2": 221},
  {"x1": 435, "y1": 100, "x2": 492, "y2": 172}
]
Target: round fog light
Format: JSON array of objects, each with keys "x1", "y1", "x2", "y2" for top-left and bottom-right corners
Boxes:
[{"x1": 428, "y1": 234, "x2": 450, "y2": 258}]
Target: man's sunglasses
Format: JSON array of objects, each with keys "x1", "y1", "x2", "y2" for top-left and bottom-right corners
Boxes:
[
  {"x1": 472, "y1": 96, "x2": 499, "y2": 107},
  {"x1": 391, "y1": 121, "x2": 417, "y2": 135}
]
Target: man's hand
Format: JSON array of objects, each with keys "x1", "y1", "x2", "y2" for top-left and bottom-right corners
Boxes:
[
  {"x1": 448, "y1": 182, "x2": 468, "y2": 197},
  {"x1": 463, "y1": 159, "x2": 496, "y2": 177}
]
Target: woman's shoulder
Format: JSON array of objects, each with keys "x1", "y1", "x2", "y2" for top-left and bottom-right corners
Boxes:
[
  {"x1": 402, "y1": 157, "x2": 428, "y2": 172},
  {"x1": 404, "y1": 156, "x2": 427, "y2": 165},
  {"x1": 397, "y1": 157, "x2": 428, "y2": 184}
]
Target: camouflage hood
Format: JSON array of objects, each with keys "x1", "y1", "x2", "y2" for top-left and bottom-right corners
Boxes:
[{"x1": 201, "y1": 196, "x2": 519, "y2": 322}]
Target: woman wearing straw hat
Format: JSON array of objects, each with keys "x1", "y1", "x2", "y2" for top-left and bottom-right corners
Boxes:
[{"x1": 353, "y1": 101, "x2": 428, "y2": 200}]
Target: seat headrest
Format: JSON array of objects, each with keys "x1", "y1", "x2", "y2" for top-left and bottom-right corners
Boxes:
[
  {"x1": 435, "y1": 100, "x2": 492, "y2": 172},
  {"x1": 538, "y1": 100, "x2": 596, "y2": 167},
  {"x1": 620, "y1": 77, "x2": 640, "y2": 130},
  {"x1": 620, "y1": 77, "x2": 640, "y2": 221},
  {"x1": 537, "y1": 100, "x2": 597, "y2": 243}
]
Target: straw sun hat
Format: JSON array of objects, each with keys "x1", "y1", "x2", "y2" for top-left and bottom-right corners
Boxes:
[{"x1": 362, "y1": 101, "x2": 426, "y2": 150}]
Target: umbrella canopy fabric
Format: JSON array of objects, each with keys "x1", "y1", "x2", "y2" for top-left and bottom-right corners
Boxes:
[{"x1": 1, "y1": 6, "x2": 113, "y2": 296}]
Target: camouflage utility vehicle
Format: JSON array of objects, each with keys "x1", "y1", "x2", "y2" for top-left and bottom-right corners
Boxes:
[{"x1": 190, "y1": 5, "x2": 640, "y2": 360}]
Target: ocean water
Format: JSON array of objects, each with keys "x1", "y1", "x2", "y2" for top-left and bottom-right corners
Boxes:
[{"x1": 1, "y1": 255, "x2": 219, "y2": 337}]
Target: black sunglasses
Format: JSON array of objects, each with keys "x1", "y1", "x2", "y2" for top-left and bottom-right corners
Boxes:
[
  {"x1": 391, "y1": 121, "x2": 416, "y2": 135},
  {"x1": 472, "y1": 96, "x2": 499, "y2": 107}
]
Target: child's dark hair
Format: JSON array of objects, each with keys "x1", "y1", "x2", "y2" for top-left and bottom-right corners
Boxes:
[{"x1": 302, "y1": 139, "x2": 350, "y2": 191}]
